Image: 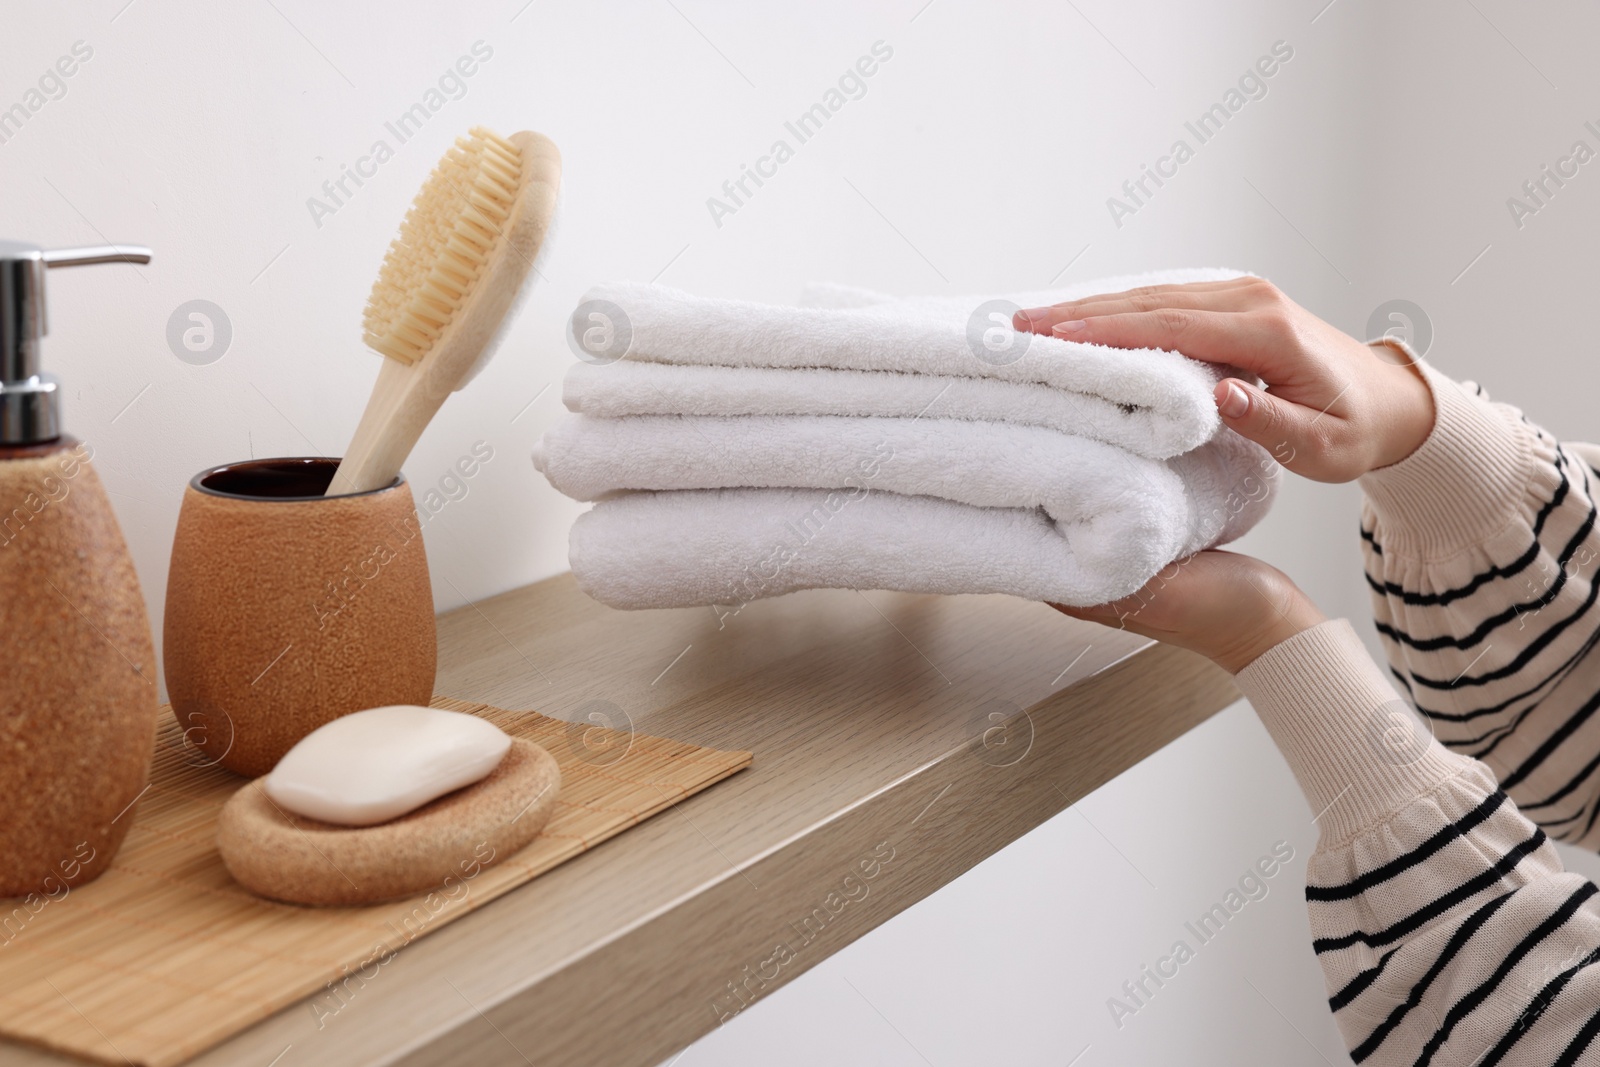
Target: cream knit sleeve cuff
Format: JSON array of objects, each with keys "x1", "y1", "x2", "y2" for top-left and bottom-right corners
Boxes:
[
  {"x1": 1234, "y1": 618, "x2": 1479, "y2": 846},
  {"x1": 1357, "y1": 347, "x2": 1533, "y2": 560}
]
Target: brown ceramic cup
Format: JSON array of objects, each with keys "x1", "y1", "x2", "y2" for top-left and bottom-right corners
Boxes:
[{"x1": 164, "y1": 457, "x2": 437, "y2": 777}]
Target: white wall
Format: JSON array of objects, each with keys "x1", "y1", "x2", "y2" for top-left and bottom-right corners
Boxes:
[{"x1": 10, "y1": 1, "x2": 1585, "y2": 1065}]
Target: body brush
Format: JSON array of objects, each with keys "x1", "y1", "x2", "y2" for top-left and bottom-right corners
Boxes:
[{"x1": 328, "y1": 126, "x2": 561, "y2": 496}]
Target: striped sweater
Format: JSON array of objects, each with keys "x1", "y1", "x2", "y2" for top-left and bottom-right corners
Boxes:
[{"x1": 1234, "y1": 356, "x2": 1600, "y2": 1065}]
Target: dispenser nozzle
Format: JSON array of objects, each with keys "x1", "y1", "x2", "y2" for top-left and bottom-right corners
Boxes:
[
  {"x1": 42, "y1": 245, "x2": 153, "y2": 269},
  {"x1": 0, "y1": 240, "x2": 150, "y2": 445}
]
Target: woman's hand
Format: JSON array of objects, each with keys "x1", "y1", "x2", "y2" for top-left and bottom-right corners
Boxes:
[
  {"x1": 1015, "y1": 276, "x2": 1435, "y2": 482},
  {"x1": 1052, "y1": 550, "x2": 1326, "y2": 675}
]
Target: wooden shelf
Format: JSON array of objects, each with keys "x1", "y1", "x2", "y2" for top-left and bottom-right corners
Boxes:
[{"x1": 0, "y1": 573, "x2": 1237, "y2": 1067}]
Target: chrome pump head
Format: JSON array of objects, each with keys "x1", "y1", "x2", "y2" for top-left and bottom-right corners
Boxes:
[{"x1": 0, "y1": 241, "x2": 151, "y2": 445}]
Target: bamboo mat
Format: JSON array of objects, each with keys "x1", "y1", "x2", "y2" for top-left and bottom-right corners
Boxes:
[{"x1": 0, "y1": 697, "x2": 752, "y2": 1067}]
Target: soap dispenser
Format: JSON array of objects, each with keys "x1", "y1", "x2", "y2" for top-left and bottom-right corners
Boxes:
[{"x1": 0, "y1": 241, "x2": 159, "y2": 896}]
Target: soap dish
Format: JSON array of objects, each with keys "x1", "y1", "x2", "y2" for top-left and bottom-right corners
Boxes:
[{"x1": 216, "y1": 738, "x2": 560, "y2": 906}]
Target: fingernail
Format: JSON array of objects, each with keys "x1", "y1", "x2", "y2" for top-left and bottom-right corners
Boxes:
[
  {"x1": 1052, "y1": 319, "x2": 1088, "y2": 336},
  {"x1": 1217, "y1": 380, "x2": 1250, "y2": 419}
]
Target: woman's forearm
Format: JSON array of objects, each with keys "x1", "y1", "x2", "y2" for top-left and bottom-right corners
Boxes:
[
  {"x1": 1237, "y1": 621, "x2": 1600, "y2": 1066},
  {"x1": 1357, "y1": 361, "x2": 1600, "y2": 850}
]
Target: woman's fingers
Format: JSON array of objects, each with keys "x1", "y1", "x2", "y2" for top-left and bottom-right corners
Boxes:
[
  {"x1": 1050, "y1": 597, "x2": 1156, "y2": 640},
  {"x1": 1052, "y1": 592, "x2": 1139, "y2": 622},
  {"x1": 1034, "y1": 308, "x2": 1279, "y2": 367},
  {"x1": 1014, "y1": 277, "x2": 1264, "y2": 334},
  {"x1": 1017, "y1": 292, "x2": 1240, "y2": 333},
  {"x1": 1214, "y1": 377, "x2": 1349, "y2": 481}
]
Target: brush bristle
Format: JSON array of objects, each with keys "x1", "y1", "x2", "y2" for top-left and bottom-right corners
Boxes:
[{"x1": 362, "y1": 126, "x2": 523, "y2": 366}]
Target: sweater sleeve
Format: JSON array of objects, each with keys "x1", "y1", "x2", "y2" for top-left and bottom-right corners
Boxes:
[
  {"x1": 1237, "y1": 620, "x2": 1600, "y2": 1065},
  {"x1": 1357, "y1": 348, "x2": 1600, "y2": 849}
]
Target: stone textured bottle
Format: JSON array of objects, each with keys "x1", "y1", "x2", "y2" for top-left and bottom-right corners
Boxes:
[{"x1": 0, "y1": 241, "x2": 160, "y2": 896}]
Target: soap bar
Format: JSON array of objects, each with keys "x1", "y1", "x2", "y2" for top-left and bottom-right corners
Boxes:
[{"x1": 263, "y1": 705, "x2": 512, "y2": 826}]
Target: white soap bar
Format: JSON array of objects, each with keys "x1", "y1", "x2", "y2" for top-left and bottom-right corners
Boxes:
[{"x1": 263, "y1": 706, "x2": 513, "y2": 827}]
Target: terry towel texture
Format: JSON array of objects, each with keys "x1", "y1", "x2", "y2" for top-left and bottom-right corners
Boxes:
[
  {"x1": 540, "y1": 270, "x2": 1279, "y2": 610},
  {"x1": 536, "y1": 414, "x2": 1275, "y2": 607},
  {"x1": 567, "y1": 268, "x2": 1251, "y2": 460}
]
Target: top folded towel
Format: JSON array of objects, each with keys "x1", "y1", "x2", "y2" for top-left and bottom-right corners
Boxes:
[{"x1": 564, "y1": 268, "x2": 1253, "y2": 459}]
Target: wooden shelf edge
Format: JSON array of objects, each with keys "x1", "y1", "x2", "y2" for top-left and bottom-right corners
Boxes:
[{"x1": 390, "y1": 643, "x2": 1240, "y2": 1067}]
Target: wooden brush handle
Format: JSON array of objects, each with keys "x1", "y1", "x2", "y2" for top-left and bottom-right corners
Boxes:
[
  {"x1": 326, "y1": 359, "x2": 447, "y2": 496},
  {"x1": 327, "y1": 131, "x2": 561, "y2": 497}
]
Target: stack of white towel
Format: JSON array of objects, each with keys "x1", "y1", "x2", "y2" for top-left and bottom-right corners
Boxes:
[{"x1": 534, "y1": 269, "x2": 1278, "y2": 610}]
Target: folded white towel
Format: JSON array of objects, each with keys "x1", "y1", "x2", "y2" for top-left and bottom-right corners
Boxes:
[
  {"x1": 566, "y1": 268, "x2": 1252, "y2": 460},
  {"x1": 535, "y1": 415, "x2": 1277, "y2": 608},
  {"x1": 564, "y1": 361, "x2": 1199, "y2": 459}
]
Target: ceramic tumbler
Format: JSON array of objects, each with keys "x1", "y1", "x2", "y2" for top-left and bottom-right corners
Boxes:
[
  {"x1": 0, "y1": 438, "x2": 159, "y2": 896},
  {"x1": 164, "y1": 457, "x2": 437, "y2": 777}
]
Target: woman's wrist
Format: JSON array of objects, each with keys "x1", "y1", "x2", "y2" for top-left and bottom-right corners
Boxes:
[
  {"x1": 1365, "y1": 341, "x2": 1436, "y2": 473},
  {"x1": 1212, "y1": 590, "x2": 1328, "y2": 675}
]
